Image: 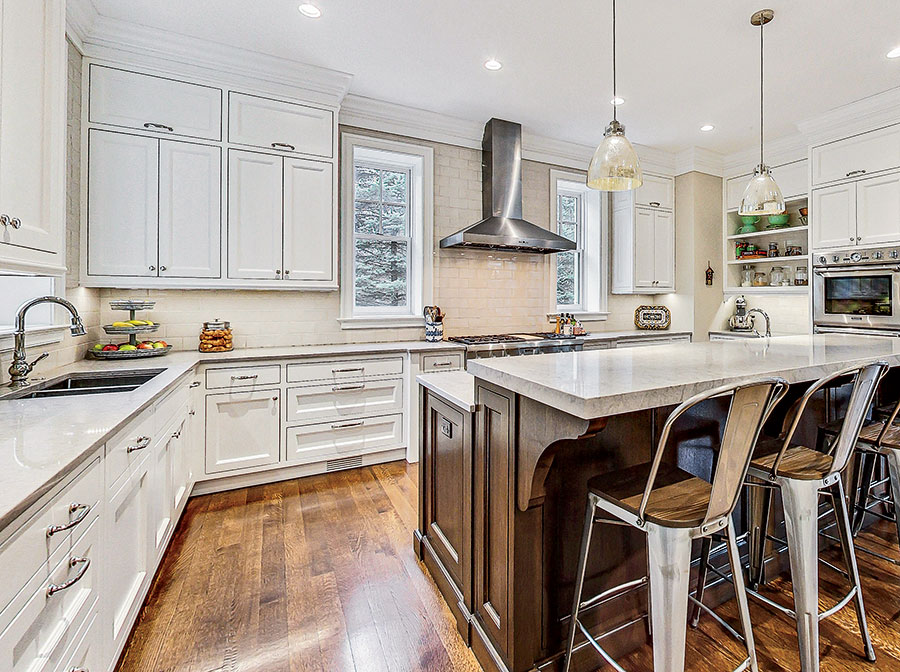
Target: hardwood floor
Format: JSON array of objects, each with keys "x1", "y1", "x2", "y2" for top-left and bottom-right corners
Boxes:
[{"x1": 118, "y1": 461, "x2": 900, "y2": 672}]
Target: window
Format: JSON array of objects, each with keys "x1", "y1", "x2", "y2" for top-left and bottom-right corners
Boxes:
[
  {"x1": 340, "y1": 134, "x2": 434, "y2": 329},
  {"x1": 550, "y1": 170, "x2": 608, "y2": 320},
  {"x1": 0, "y1": 274, "x2": 73, "y2": 352},
  {"x1": 556, "y1": 189, "x2": 585, "y2": 310}
]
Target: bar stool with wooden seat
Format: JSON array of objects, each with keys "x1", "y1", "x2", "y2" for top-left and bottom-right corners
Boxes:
[
  {"x1": 562, "y1": 377, "x2": 788, "y2": 672},
  {"x1": 734, "y1": 361, "x2": 887, "y2": 672}
]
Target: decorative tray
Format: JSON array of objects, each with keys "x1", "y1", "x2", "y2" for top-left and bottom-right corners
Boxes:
[
  {"x1": 634, "y1": 305, "x2": 671, "y2": 330},
  {"x1": 108, "y1": 299, "x2": 157, "y2": 311},
  {"x1": 102, "y1": 324, "x2": 160, "y2": 335},
  {"x1": 88, "y1": 345, "x2": 172, "y2": 360}
]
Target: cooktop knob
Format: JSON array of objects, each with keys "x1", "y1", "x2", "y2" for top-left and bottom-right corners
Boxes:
[
  {"x1": 832, "y1": 255, "x2": 840, "y2": 262},
  {"x1": 850, "y1": 252, "x2": 863, "y2": 262},
  {"x1": 873, "y1": 250, "x2": 884, "y2": 260},
  {"x1": 892, "y1": 250, "x2": 900, "y2": 259},
  {"x1": 818, "y1": 255, "x2": 827, "y2": 264}
]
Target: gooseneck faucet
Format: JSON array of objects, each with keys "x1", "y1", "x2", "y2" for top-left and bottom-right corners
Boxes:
[
  {"x1": 748, "y1": 308, "x2": 772, "y2": 338},
  {"x1": 8, "y1": 296, "x2": 86, "y2": 389}
]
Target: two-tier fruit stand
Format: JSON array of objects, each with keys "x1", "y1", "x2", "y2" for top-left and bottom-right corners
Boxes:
[{"x1": 89, "y1": 299, "x2": 172, "y2": 360}]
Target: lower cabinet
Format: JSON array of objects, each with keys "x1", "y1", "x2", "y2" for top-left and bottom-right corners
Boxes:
[
  {"x1": 285, "y1": 413, "x2": 403, "y2": 466},
  {"x1": 205, "y1": 389, "x2": 281, "y2": 473}
]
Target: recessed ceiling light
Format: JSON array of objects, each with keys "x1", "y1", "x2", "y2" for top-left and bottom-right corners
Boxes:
[
  {"x1": 887, "y1": 46, "x2": 900, "y2": 59},
  {"x1": 298, "y1": 3, "x2": 322, "y2": 18},
  {"x1": 700, "y1": 124, "x2": 715, "y2": 132},
  {"x1": 483, "y1": 59, "x2": 503, "y2": 71},
  {"x1": 610, "y1": 96, "x2": 625, "y2": 105}
]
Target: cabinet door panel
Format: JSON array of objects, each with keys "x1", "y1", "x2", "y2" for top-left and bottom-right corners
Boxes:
[
  {"x1": 632, "y1": 208, "x2": 656, "y2": 289},
  {"x1": 229, "y1": 92, "x2": 333, "y2": 158},
  {"x1": 205, "y1": 389, "x2": 280, "y2": 474},
  {"x1": 0, "y1": 0, "x2": 63, "y2": 255},
  {"x1": 811, "y1": 183, "x2": 856, "y2": 250},
  {"x1": 811, "y1": 125, "x2": 900, "y2": 186},
  {"x1": 158, "y1": 141, "x2": 221, "y2": 278},
  {"x1": 653, "y1": 210, "x2": 675, "y2": 290},
  {"x1": 856, "y1": 172, "x2": 900, "y2": 247},
  {"x1": 151, "y1": 432, "x2": 174, "y2": 563},
  {"x1": 726, "y1": 173, "x2": 752, "y2": 212},
  {"x1": 87, "y1": 130, "x2": 158, "y2": 276},
  {"x1": 283, "y1": 158, "x2": 335, "y2": 282},
  {"x1": 772, "y1": 160, "x2": 808, "y2": 202},
  {"x1": 636, "y1": 173, "x2": 674, "y2": 210},
  {"x1": 227, "y1": 150, "x2": 282, "y2": 280},
  {"x1": 89, "y1": 65, "x2": 222, "y2": 141}
]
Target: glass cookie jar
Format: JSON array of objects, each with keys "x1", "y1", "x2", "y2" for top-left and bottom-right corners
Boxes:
[{"x1": 199, "y1": 319, "x2": 233, "y2": 353}]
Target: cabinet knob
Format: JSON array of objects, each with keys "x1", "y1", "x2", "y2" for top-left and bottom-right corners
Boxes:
[
  {"x1": 856, "y1": 237, "x2": 861, "y2": 242},
  {"x1": 275, "y1": 270, "x2": 281, "y2": 276},
  {"x1": 284, "y1": 269, "x2": 290, "y2": 275},
  {"x1": 9, "y1": 217, "x2": 20, "y2": 229},
  {"x1": 0, "y1": 214, "x2": 9, "y2": 227},
  {"x1": 149, "y1": 265, "x2": 156, "y2": 271},
  {"x1": 160, "y1": 265, "x2": 167, "y2": 272}
]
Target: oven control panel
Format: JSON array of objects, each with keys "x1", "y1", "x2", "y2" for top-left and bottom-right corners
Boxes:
[{"x1": 815, "y1": 246, "x2": 900, "y2": 267}]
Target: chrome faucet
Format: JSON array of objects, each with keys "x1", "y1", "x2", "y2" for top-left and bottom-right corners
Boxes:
[
  {"x1": 748, "y1": 308, "x2": 772, "y2": 338},
  {"x1": 8, "y1": 296, "x2": 86, "y2": 389}
]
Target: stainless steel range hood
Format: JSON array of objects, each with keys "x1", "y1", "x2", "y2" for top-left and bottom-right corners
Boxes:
[{"x1": 439, "y1": 118, "x2": 576, "y2": 254}]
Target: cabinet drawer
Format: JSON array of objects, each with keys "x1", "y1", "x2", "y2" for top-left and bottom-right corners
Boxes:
[
  {"x1": 811, "y1": 124, "x2": 900, "y2": 186},
  {"x1": 105, "y1": 409, "x2": 155, "y2": 487},
  {"x1": 285, "y1": 413, "x2": 404, "y2": 466},
  {"x1": 0, "y1": 457, "x2": 101, "y2": 614},
  {"x1": 422, "y1": 353, "x2": 463, "y2": 372},
  {"x1": 205, "y1": 364, "x2": 281, "y2": 390},
  {"x1": 89, "y1": 65, "x2": 222, "y2": 141},
  {"x1": 286, "y1": 378, "x2": 403, "y2": 425},
  {"x1": 56, "y1": 608, "x2": 100, "y2": 672},
  {"x1": 0, "y1": 517, "x2": 99, "y2": 672},
  {"x1": 286, "y1": 356, "x2": 403, "y2": 383},
  {"x1": 616, "y1": 335, "x2": 690, "y2": 348},
  {"x1": 228, "y1": 92, "x2": 333, "y2": 158},
  {"x1": 154, "y1": 376, "x2": 191, "y2": 432}
]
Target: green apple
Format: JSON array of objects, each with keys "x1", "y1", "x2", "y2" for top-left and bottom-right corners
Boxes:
[
  {"x1": 119, "y1": 344, "x2": 137, "y2": 351},
  {"x1": 92, "y1": 343, "x2": 104, "y2": 351}
]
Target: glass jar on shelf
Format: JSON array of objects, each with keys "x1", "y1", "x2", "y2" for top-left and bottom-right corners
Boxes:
[
  {"x1": 769, "y1": 267, "x2": 784, "y2": 286},
  {"x1": 741, "y1": 264, "x2": 755, "y2": 287},
  {"x1": 795, "y1": 265, "x2": 809, "y2": 286},
  {"x1": 781, "y1": 266, "x2": 793, "y2": 286},
  {"x1": 753, "y1": 270, "x2": 768, "y2": 287}
]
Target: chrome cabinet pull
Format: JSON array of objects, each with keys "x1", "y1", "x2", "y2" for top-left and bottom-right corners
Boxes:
[
  {"x1": 231, "y1": 374, "x2": 258, "y2": 380},
  {"x1": 271, "y1": 142, "x2": 296, "y2": 151},
  {"x1": 9, "y1": 217, "x2": 20, "y2": 229},
  {"x1": 149, "y1": 265, "x2": 156, "y2": 272},
  {"x1": 649, "y1": 201, "x2": 661, "y2": 207},
  {"x1": 188, "y1": 410, "x2": 196, "y2": 416},
  {"x1": 47, "y1": 556, "x2": 90, "y2": 597},
  {"x1": 46, "y1": 502, "x2": 91, "y2": 537},
  {"x1": 284, "y1": 270, "x2": 290, "y2": 275},
  {"x1": 127, "y1": 436, "x2": 152, "y2": 453},
  {"x1": 144, "y1": 122, "x2": 174, "y2": 132},
  {"x1": 332, "y1": 383, "x2": 365, "y2": 392},
  {"x1": 171, "y1": 429, "x2": 181, "y2": 439},
  {"x1": 159, "y1": 265, "x2": 167, "y2": 272},
  {"x1": 189, "y1": 381, "x2": 201, "y2": 388},
  {"x1": 846, "y1": 169, "x2": 867, "y2": 177},
  {"x1": 331, "y1": 420, "x2": 364, "y2": 430},
  {"x1": 0, "y1": 214, "x2": 9, "y2": 226},
  {"x1": 332, "y1": 367, "x2": 365, "y2": 373},
  {"x1": 275, "y1": 270, "x2": 281, "y2": 276},
  {"x1": 431, "y1": 361, "x2": 452, "y2": 367},
  {"x1": 70, "y1": 668, "x2": 89, "y2": 672}
]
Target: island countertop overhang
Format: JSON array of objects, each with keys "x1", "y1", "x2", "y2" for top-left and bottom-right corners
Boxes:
[{"x1": 465, "y1": 334, "x2": 900, "y2": 420}]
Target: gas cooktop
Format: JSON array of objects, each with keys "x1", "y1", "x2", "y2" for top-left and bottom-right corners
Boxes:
[{"x1": 448, "y1": 333, "x2": 584, "y2": 357}]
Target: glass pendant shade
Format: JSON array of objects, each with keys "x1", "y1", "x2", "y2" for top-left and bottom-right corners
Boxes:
[
  {"x1": 587, "y1": 120, "x2": 643, "y2": 191},
  {"x1": 738, "y1": 163, "x2": 785, "y2": 216}
]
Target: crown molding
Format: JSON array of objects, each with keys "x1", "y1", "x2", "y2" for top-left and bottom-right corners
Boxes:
[
  {"x1": 797, "y1": 86, "x2": 900, "y2": 146},
  {"x1": 722, "y1": 132, "x2": 808, "y2": 178},
  {"x1": 65, "y1": 0, "x2": 99, "y2": 53},
  {"x1": 674, "y1": 147, "x2": 724, "y2": 177},
  {"x1": 75, "y1": 13, "x2": 353, "y2": 107}
]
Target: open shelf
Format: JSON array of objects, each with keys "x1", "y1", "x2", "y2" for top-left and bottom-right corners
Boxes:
[
  {"x1": 724, "y1": 287, "x2": 809, "y2": 296},
  {"x1": 726, "y1": 225, "x2": 808, "y2": 241},
  {"x1": 728, "y1": 255, "x2": 809, "y2": 266}
]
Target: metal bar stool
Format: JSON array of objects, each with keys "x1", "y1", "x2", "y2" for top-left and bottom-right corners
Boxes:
[
  {"x1": 562, "y1": 377, "x2": 788, "y2": 672},
  {"x1": 702, "y1": 361, "x2": 888, "y2": 672}
]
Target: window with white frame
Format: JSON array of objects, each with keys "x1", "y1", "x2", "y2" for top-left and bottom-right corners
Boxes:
[
  {"x1": 551, "y1": 170, "x2": 608, "y2": 320},
  {"x1": 340, "y1": 134, "x2": 433, "y2": 329}
]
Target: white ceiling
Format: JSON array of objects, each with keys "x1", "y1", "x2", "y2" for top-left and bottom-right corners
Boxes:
[{"x1": 87, "y1": 0, "x2": 900, "y2": 155}]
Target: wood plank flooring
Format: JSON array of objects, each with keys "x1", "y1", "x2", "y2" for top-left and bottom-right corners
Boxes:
[{"x1": 118, "y1": 461, "x2": 900, "y2": 672}]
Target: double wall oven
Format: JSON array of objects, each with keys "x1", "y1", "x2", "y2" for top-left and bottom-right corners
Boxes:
[{"x1": 813, "y1": 246, "x2": 900, "y2": 336}]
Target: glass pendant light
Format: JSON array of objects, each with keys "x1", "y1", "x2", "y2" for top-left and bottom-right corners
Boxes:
[
  {"x1": 587, "y1": 0, "x2": 642, "y2": 191},
  {"x1": 739, "y1": 9, "x2": 785, "y2": 216}
]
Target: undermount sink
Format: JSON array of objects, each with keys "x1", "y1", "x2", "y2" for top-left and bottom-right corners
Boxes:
[{"x1": 5, "y1": 370, "x2": 164, "y2": 400}]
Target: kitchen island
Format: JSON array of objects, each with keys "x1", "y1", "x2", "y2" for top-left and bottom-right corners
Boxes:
[{"x1": 415, "y1": 335, "x2": 900, "y2": 672}]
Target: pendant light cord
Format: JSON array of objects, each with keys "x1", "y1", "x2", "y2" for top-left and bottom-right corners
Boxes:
[
  {"x1": 612, "y1": 0, "x2": 617, "y2": 122},
  {"x1": 759, "y1": 17, "x2": 764, "y2": 166}
]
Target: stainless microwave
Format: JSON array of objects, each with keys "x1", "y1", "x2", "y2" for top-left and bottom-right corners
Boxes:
[{"x1": 813, "y1": 259, "x2": 900, "y2": 331}]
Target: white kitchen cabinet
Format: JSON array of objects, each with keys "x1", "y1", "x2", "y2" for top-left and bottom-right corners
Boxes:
[
  {"x1": 89, "y1": 65, "x2": 223, "y2": 141},
  {"x1": 283, "y1": 158, "x2": 336, "y2": 282},
  {"x1": 205, "y1": 389, "x2": 281, "y2": 474},
  {"x1": 158, "y1": 141, "x2": 222, "y2": 278},
  {"x1": 0, "y1": 0, "x2": 65, "y2": 269},
  {"x1": 105, "y1": 455, "x2": 152, "y2": 651},
  {"x1": 615, "y1": 334, "x2": 692, "y2": 348},
  {"x1": 811, "y1": 182, "x2": 856, "y2": 250},
  {"x1": 87, "y1": 130, "x2": 159, "y2": 276},
  {"x1": 227, "y1": 150, "x2": 283, "y2": 280},
  {"x1": 285, "y1": 413, "x2": 404, "y2": 466},
  {"x1": 856, "y1": 172, "x2": 900, "y2": 246},
  {"x1": 172, "y1": 411, "x2": 193, "y2": 515},
  {"x1": 286, "y1": 378, "x2": 404, "y2": 425},
  {"x1": 725, "y1": 159, "x2": 808, "y2": 211},
  {"x1": 228, "y1": 92, "x2": 333, "y2": 158},
  {"x1": 150, "y1": 430, "x2": 174, "y2": 563},
  {"x1": 811, "y1": 124, "x2": 900, "y2": 187},
  {"x1": 612, "y1": 193, "x2": 675, "y2": 294},
  {"x1": 635, "y1": 173, "x2": 674, "y2": 210}
]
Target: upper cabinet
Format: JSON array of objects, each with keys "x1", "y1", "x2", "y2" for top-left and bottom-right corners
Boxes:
[
  {"x1": 0, "y1": 0, "x2": 66, "y2": 272},
  {"x1": 228, "y1": 93, "x2": 333, "y2": 158},
  {"x1": 725, "y1": 159, "x2": 808, "y2": 211},
  {"x1": 89, "y1": 65, "x2": 223, "y2": 141},
  {"x1": 612, "y1": 176, "x2": 676, "y2": 295},
  {"x1": 810, "y1": 124, "x2": 900, "y2": 187},
  {"x1": 81, "y1": 61, "x2": 339, "y2": 289}
]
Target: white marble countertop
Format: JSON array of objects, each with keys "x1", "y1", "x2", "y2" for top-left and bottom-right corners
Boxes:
[
  {"x1": 708, "y1": 330, "x2": 793, "y2": 339},
  {"x1": 416, "y1": 371, "x2": 476, "y2": 412},
  {"x1": 466, "y1": 334, "x2": 900, "y2": 420},
  {"x1": 198, "y1": 339, "x2": 464, "y2": 363},
  {"x1": 582, "y1": 330, "x2": 692, "y2": 342}
]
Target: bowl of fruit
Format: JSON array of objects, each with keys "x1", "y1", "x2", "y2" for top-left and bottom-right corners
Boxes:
[
  {"x1": 89, "y1": 340, "x2": 171, "y2": 359},
  {"x1": 102, "y1": 319, "x2": 158, "y2": 334}
]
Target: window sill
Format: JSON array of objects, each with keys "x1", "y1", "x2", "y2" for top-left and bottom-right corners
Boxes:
[
  {"x1": 338, "y1": 316, "x2": 426, "y2": 331},
  {"x1": 548, "y1": 311, "x2": 609, "y2": 322},
  {"x1": 0, "y1": 324, "x2": 67, "y2": 354}
]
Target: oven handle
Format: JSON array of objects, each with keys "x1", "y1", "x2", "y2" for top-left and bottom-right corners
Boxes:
[{"x1": 814, "y1": 265, "x2": 900, "y2": 276}]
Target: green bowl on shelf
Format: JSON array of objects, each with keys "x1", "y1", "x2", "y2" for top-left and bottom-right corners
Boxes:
[
  {"x1": 740, "y1": 215, "x2": 760, "y2": 225},
  {"x1": 766, "y1": 213, "x2": 790, "y2": 227}
]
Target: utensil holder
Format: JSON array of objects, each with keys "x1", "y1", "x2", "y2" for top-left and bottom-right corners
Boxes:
[{"x1": 425, "y1": 320, "x2": 443, "y2": 343}]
